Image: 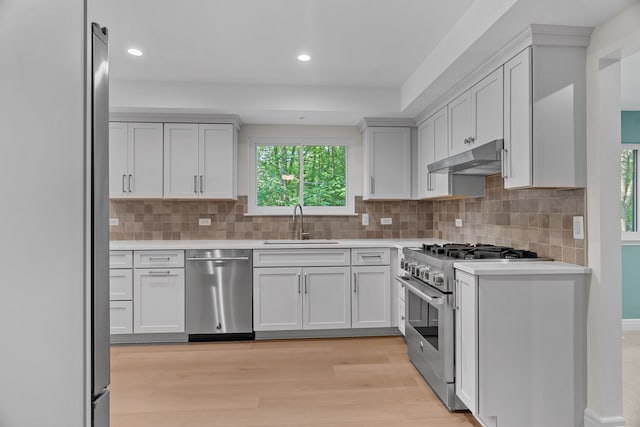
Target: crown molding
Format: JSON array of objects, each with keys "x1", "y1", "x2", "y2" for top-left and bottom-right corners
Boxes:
[
  {"x1": 358, "y1": 117, "x2": 417, "y2": 132},
  {"x1": 109, "y1": 112, "x2": 243, "y2": 130}
]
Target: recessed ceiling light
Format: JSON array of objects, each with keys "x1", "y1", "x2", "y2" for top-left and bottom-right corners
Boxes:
[
  {"x1": 127, "y1": 48, "x2": 143, "y2": 57},
  {"x1": 297, "y1": 54, "x2": 311, "y2": 62}
]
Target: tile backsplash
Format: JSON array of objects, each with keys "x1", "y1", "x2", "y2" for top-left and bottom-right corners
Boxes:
[
  {"x1": 109, "y1": 196, "x2": 434, "y2": 241},
  {"x1": 110, "y1": 176, "x2": 586, "y2": 265},
  {"x1": 432, "y1": 175, "x2": 586, "y2": 265}
]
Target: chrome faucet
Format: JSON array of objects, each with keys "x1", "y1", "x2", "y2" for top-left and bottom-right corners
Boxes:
[{"x1": 292, "y1": 204, "x2": 309, "y2": 240}]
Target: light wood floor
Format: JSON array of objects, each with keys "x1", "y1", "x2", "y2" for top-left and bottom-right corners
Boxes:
[{"x1": 111, "y1": 336, "x2": 480, "y2": 427}]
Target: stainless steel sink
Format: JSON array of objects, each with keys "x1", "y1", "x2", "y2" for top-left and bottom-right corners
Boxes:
[{"x1": 263, "y1": 240, "x2": 339, "y2": 245}]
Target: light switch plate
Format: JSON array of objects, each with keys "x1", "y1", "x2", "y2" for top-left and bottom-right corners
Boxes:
[
  {"x1": 109, "y1": 218, "x2": 119, "y2": 226},
  {"x1": 573, "y1": 216, "x2": 584, "y2": 239},
  {"x1": 199, "y1": 218, "x2": 212, "y2": 226},
  {"x1": 455, "y1": 218, "x2": 463, "y2": 227},
  {"x1": 381, "y1": 217, "x2": 392, "y2": 225},
  {"x1": 361, "y1": 213, "x2": 369, "y2": 226}
]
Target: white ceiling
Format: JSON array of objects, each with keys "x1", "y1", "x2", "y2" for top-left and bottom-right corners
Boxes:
[{"x1": 91, "y1": 0, "x2": 639, "y2": 125}]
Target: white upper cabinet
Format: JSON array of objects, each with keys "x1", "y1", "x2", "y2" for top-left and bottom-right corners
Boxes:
[
  {"x1": 163, "y1": 123, "x2": 200, "y2": 198},
  {"x1": 109, "y1": 122, "x2": 163, "y2": 198},
  {"x1": 164, "y1": 123, "x2": 237, "y2": 199},
  {"x1": 449, "y1": 68, "x2": 503, "y2": 157},
  {"x1": 363, "y1": 127, "x2": 412, "y2": 200},
  {"x1": 417, "y1": 107, "x2": 449, "y2": 199},
  {"x1": 503, "y1": 46, "x2": 586, "y2": 189}
]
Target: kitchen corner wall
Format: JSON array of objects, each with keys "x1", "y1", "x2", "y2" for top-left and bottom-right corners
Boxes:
[
  {"x1": 432, "y1": 175, "x2": 586, "y2": 265},
  {"x1": 109, "y1": 196, "x2": 434, "y2": 241}
]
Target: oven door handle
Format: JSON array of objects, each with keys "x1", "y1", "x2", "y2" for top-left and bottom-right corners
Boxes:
[{"x1": 394, "y1": 275, "x2": 445, "y2": 306}]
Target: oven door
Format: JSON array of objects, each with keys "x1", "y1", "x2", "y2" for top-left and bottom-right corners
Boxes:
[{"x1": 396, "y1": 275, "x2": 455, "y2": 385}]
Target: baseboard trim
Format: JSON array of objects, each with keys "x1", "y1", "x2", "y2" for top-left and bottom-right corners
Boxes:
[
  {"x1": 584, "y1": 408, "x2": 625, "y2": 427},
  {"x1": 622, "y1": 318, "x2": 640, "y2": 331},
  {"x1": 255, "y1": 327, "x2": 401, "y2": 340}
]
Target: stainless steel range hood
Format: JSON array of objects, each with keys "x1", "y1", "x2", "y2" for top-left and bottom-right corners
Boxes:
[{"x1": 428, "y1": 139, "x2": 504, "y2": 175}]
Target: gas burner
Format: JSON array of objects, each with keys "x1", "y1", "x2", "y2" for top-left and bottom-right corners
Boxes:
[{"x1": 420, "y1": 243, "x2": 538, "y2": 260}]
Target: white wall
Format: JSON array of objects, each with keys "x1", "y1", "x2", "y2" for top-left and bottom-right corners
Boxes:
[
  {"x1": 584, "y1": 3, "x2": 640, "y2": 426},
  {"x1": 237, "y1": 124, "x2": 363, "y2": 196},
  {"x1": 0, "y1": 1, "x2": 88, "y2": 426}
]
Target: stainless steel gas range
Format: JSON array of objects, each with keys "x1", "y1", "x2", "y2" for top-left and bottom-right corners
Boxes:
[{"x1": 396, "y1": 243, "x2": 542, "y2": 411}]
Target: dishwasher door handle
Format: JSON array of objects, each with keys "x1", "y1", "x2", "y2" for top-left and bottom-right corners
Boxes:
[{"x1": 186, "y1": 257, "x2": 250, "y2": 262}]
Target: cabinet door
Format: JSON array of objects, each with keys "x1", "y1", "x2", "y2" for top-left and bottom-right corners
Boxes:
[
  {"x1": 472, "y1": 67, "x2": 503, "y2": 147},
  {"x1": 253, "y1": 267, "x2": 302, "y2": 331},
  {"x1": 455, "y1": 270, "x2": 478, "y2": 414},
  {"x1": 449, "y1": 90, "x2": 473, "y2": 157},
  {"x1": 110, "y1": 301, "x2": 133, "y2": 335},
  {"x1": 302, "y1": 267, "x2": 351, "y2": 330},
  {"x1": 351, "y1": 266, "x2": 391, "y2": 328},
  {"x1": 163, "y1": 123, "x2": 199, "y2": 198},
  {"x1": 133, "y1": 268, "x2": 185, "y2": 333},
  {"x1": 365, "y1": 127, "x2": 411, "y2": 199},
  {"x1": 109, "y1": 122, "x2": 129, "y2": 198},
  {"x1": 417, "y1": 118, "x2": 435, "y2": 199},
  {"x1": 418, "y1": 107, "x2": 450, "y2": 199},
  {"x1": 503, "y1": 48, "x2": 532, "y2": 189},
  {"x1": 200, "y1": 124, "x2": 236, "y2": 199},
  {"x1": 127, "y1": 122, "x2": 163, "y2": 198}
]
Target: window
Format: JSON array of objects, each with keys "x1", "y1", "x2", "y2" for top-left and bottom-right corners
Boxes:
[
  {"x1": 621, "y1": 145, "x2": 640, "y2": 238},
  {"x1": 248, "y1": 137, "x2": 354, "y2": 215}
]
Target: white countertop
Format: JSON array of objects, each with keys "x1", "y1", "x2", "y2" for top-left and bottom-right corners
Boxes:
[
  {"x1": 109, "y1": 238, "x2": 444, "y2": 251},
  {"x1": 453, "y1": 261, "x2": 591, "y2": 276}
]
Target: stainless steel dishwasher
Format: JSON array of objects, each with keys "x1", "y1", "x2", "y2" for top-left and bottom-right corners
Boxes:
[{"x1": 186, "y1": 249, "x2": 253, "y2": 341}]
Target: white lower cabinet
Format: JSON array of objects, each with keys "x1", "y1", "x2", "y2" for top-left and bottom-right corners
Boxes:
[
  {"x1": 455, "y1": 270, "x2": 478, "y2": 414},
  {"x1": 110, "y1": 301, "x2": 133, "y2": 335},
  {"x1": 133, "y1": 268, "x2": 185, "y2": 334},
  {"x1": 253, "y1": 267, "x2": 351, "y2": 331},
  {"x1": 352, "y1": 266, "x2": 391, "y2": 328}
]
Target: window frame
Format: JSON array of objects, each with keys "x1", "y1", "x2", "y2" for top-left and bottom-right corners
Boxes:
[
  {"x1": 247, "y1": 136, "x2": 355, "y2": 216},
  {"x1": 621, "y1": 144, "x2": 640, "y2": 240}
]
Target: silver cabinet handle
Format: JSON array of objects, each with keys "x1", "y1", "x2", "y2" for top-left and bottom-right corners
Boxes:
[
  {"x1": 304, "y1": 273, "x2": 308, "y2": 294},
  {"x1": 370, "y1": 176, "x2": 374, "y2": 194},
  {"x1": 501, "y1": 148, "x2": 509, "y2": 178},
  {"x1": 297, "y1": 273, "x2": 301, "y2": 294},
  {"x1": 122, "y1": 174, "x2": 126, "y2": 193},
  {"x1": 148, "y1": 270, "x2": 171, "y2": 275},
  {"x1": 128, "y1": 174, "x2": 133, "y2": 192},
  {"x1": 353, "y1": 272, "x2": 357, "y2": 293},
  {"x1": 111, "y1": 306, "x2": 128, "y2": 311},
  {"x1": 149, "y1": 257, "x2": 171, "y2": 261},
  {"x1": 200, "y1": 175, "x2": 204, "y2": 194},
  {"x1": 194, "y1": 175, "x2": 198, "y2": 194},
  {"x1": 362, "y1": 255, "x2": 382, "y2": 259},
  {"x1": 455, "y1": 279, "x2": 460, "y2": 310}
]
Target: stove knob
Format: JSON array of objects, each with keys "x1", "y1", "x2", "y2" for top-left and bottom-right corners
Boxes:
[
  {"x1": 431, "y1": 272, "x2": 444, "y2": 285},
  {"x1": 421, "y1": 267, "x2": 431, "y2": 281}
]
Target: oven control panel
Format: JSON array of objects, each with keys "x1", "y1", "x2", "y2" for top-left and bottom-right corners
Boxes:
[{"x1": 401, "y1": 257, "x2": 444, "y2": 287}]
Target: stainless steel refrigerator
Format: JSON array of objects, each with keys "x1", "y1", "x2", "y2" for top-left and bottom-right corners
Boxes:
[{"x1": 90, "y1": 22, "x2": 110, "y2": 427}]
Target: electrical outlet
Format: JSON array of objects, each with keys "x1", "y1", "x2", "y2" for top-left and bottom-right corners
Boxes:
[
  {"x1": 573, "y1": 216, "x2": 584, "y2": 239},
  {"x1": 361, "y1": 213, "x2": 369, "y2": 226},
  {"x1": 109, "y1": 218, "x2": 119, "y2": 226},
  {"x1": 381, "y1": 217, "x2": 392, "y2": 225},
  {"x1": 198, "y1": 218, "x2": 212, "y2": 226},
  {"x1": 455, "y1": 218, "x2": 463, "y2": 227}
]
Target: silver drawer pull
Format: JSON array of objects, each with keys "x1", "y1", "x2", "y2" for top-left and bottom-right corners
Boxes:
[
  {"x1": 110, "y1": 306, "x2": 128, "y2": 311},
  {"x1": 361, "y1": 255, "x2": 382, "y2": 258},
  {"x1": 148, "y1": 257, "x2": 171, "y2": 261},
  {"x1": 148, "y1": 270, "x2": 171, "y2": 275}
]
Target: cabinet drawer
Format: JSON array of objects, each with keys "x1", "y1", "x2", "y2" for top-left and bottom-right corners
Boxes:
[
  {"x1": 253, "y1": 249, "x2": 350, "y2": 267},
  {"x1": 351, "y1": 248, "x2": 390, "y2": 265},
  {"x1": 134, "y1": 250, "x2": 184, "y2": 268},
  {"x1": 109, "y1": 269, "x2": 133, "y2": 300},
  {"x1": 109, "y1": 251, "x2": 132, "y2": 269},
  {"x1": 110, "y1": 301, "x2": 133, "y2": 335}
]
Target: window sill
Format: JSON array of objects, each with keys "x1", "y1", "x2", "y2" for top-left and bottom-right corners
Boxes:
[{"x1": 622, "y1": 232, "x2": 640, "y2": 244}]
